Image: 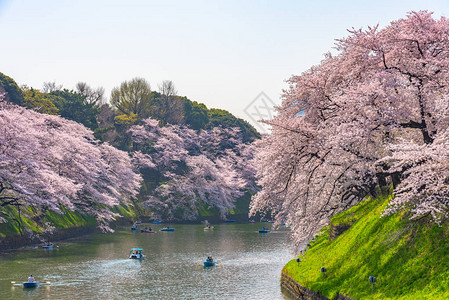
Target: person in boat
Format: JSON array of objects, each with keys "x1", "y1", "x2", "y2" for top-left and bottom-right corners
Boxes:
[
  {"x1": 148, "y1": 227, "x2": 152, "y2": 231},
  {"x1": 144, "y1": 227, "x2": 148, "y2": 231},
  {"x1": 206, "y1": 256, "x2": 213, "y2": 262},
  {"x1": 28, "y1": 274, "x2": 35, "y2": 282}
]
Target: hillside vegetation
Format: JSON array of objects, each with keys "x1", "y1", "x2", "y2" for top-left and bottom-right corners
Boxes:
[
  {"x1": 0, "y1": 72, "x2": 259, "y2": 244},
  {"x1": 283, "y1": 193, "x2": 449, "y2": 299}
]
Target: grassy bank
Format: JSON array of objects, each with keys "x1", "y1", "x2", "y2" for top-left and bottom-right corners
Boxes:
[
  {"x1": 283, "y1": 193, "x2": 449, "y2": 299},
  {"x1": 0, "y1": 204, "x2": 137, "y2": 239}
]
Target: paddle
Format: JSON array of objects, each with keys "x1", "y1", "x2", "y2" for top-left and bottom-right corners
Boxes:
[{"x1": 12, "y1": 280, "x2": 51, "y2": 284}]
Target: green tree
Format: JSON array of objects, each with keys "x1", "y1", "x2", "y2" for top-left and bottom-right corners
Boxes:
[
  {"x1": 0, "y1": 72, "x2": 24, "y2": 105},
  {"x1": 184, "y1": 100, "x2": 209, "y2": 130},
  {"x1": 110, "y1": 78, "x2": 153, "y2": 123},
  {"x1": 22, "y1": 87, "x2": 59, "y2": 115},
  {"x1": 50, "y1": 89, "x2": 99, "y2": 130}
]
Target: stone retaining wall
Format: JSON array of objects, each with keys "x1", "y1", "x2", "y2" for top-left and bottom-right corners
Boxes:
[
  {"x1": 0, "y1": 225, "x2": 97, "y2": 251},
  {"x1": 281, "y1": 272, "x2": 353, "y2": 300}
]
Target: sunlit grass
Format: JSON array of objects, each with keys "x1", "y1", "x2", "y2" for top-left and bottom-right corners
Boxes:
[{"x1": 283, "y1": 193, "x2": 449, "y2": 299}]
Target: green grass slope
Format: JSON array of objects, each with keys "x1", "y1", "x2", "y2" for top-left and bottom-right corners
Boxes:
[
  {"x1": 283, "y1": 194, "x2": 449, "y2": 299},
  {"x1": 0, "y1": 204, "x2": 136, "y2": 238}
]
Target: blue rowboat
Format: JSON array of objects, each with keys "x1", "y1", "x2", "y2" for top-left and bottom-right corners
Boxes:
[
  {"x1": 23, "y1": 281, "x2": 40, "y2": 288},
  {"x1": 42, "y1": 244, "x2": 53, "y2": 249},
  {"x1": 224, "y1": 219, "x2": 236, "y2": 223},
  {"x1": 160, "y1": 227, "x2": 174, "y2": 231},
  {"x1": 203, "y1": 261, "x2": 216, "y2": 267},
  {"x1": 152, "y1": 220, "x2": 162, "y2": 224},
  {"x1": 258, "y1": 229, "x2": 270, "y2": 233},
  {"x1": 129, "y1": 248, "x2": 144, "y2": 259}
]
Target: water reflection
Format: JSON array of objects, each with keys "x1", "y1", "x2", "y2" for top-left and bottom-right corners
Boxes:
[{"x1": 0, "y1": 224, "x2": 294, "y2": 300}]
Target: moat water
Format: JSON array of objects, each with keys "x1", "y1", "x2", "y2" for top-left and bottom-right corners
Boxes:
[{"x1": 0, "y1": 223, "x2": 294, "y2": 299}]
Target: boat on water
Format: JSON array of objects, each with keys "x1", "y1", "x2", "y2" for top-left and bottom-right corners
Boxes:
[
  {"x1": 224, "y1": 219, "x2": 236, "y2": 223},
  {"x1": 152, "y1": 220, "x2": 162, "y2": 224},
  {"x1": 268, "y1": 220, "x2": 275, "y2": 223},
  {"x1": 42, "y1": 243, "x2": 53, "y2": 249},
  {"x1": 135, "y1": 221, "x2": 142, "y2": 225},
  {"x1": 203, "y1": 261, "x2": 216, "y2": 267},
  {"x1": 201, "y1": 220, "x2": 209, "y2": 224},
  {"x1": 203, "y1": 256, "x2": 216, "y2": 267},
  {"x1": 23, "y1": 281, "x2": 40, "y2": 288},
  {"x1": 258, "y1": 228, "x2": 270, "y2": 233},
  {"x1": 160, "y1": 226, "x2": 174, "y2": 231},
  {"x1": 131, "y1": 226, "x2": 138, "y2": 231},
  {"x1": 129, "y1": 248, "x2": 144, "y2": 259},
  {"x1": 249, "y1": 219, "x2": 255, "y2": 223},
  {"x1": 141, "y1": 229, "x2": 155, "y2": 233},
  {"x1": 203, "y1": 226, "x2": 214, "y2": 231}
]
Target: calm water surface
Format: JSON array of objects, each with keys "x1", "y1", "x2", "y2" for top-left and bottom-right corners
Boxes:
[{"x1": 0, "y1": 223, "x2": 294, "y2": 299}]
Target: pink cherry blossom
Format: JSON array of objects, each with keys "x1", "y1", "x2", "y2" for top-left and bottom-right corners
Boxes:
[{"x1": 250, "y1": 11, "x2": 449, "y2": 245}]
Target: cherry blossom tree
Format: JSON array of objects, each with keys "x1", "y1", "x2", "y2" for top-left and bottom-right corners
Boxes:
[
  {"x1": 250, "y1": 11, "x2": 449, "y2": 244},
  {"x1": 129, "y1": 118, "x2": 254, "y2": 220},
  {"x1": 0, "y1": 95, "x2": 142, "y2": 231}
]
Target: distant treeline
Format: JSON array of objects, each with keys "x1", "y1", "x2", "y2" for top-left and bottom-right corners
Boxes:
[{"x1": 0, "y1": 73, "x2": 259, "y2": 149}]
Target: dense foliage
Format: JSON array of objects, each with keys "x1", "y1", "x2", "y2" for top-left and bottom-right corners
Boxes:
[
  {"x1": 50, "y1": 89, "x2": 100, "y2": 130},
  {"x1": 0, "y1": 95, "x2": 141, "y2": 231},
  {"x1": 0, "y1": 72, "x2": 24, "y2": 105},
  {"x1": 130, "y1": 119, "x2": 257, "y2": 220},
  {"x1": 0, "y1": 72, "x2": 259, "y2": 229},
  {"x1": 251, "y1": 11, "x2": 449, "y2": 244}
]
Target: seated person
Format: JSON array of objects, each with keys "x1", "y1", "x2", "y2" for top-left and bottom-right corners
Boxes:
[{"x1": 28, "y1": 274, "x2": 35, "y2": 282}]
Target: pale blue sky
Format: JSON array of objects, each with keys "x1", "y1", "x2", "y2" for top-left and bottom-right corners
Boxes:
[{"x1": 0, "y1": 0, "x2": 448, "y2": 129}]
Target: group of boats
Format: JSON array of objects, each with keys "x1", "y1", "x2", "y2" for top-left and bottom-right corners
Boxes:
[
  {"x1": 132, "y1": 225, "x2": 174, "y2": 232},
  {"x1": 132, "y1": 219, "x2": 273, "y2": 234},
  {"x1": 20, "y1": 218, "x2": 274, "y2": 289}
]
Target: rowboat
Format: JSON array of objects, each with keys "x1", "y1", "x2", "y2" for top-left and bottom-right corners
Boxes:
[
  {"x1": 258, "y1": 229, "x2": 270, "y2": 233},
  {"x1": 160, "y1": 227, "x2": 174, "y2": 231},
  {"x1": 203, "y1": 261, "x2": 216, "y2": 267},
  {"x1": 129, "y1": 248, "x2": 144, "y2": 259},
  {"x1": 141, "y1": 230, "x2": 155, "y2": 233},
  {"x1": 42, "y1": 244, "x2": 53, "y2": 249},
  {"x1": 201, "y1": 220, "x2": 209, "y2": 224},
  {"x1": 152, "y1": 220, "x2": 162, "y2": 224},
  {"x1": 224, "y1": 219, "x2": 236, "y2": 223},
  {"x1": 203, "y1": 226, "x2": 214, "y2": 231},
  {"x1": 249, "y1": 220, "x2": 255, "y2": 223},
  {"x1": 23, "y1": 281, "x2": 40, "y2": 288}
]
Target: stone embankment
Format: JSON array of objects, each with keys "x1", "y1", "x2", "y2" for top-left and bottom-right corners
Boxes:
[
  {"x1": 0, "y1": 225, "x2": 97, "y2": 251},
  {"x1": 281, "y1": 272, "x2": 353, "y2": 300}
]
